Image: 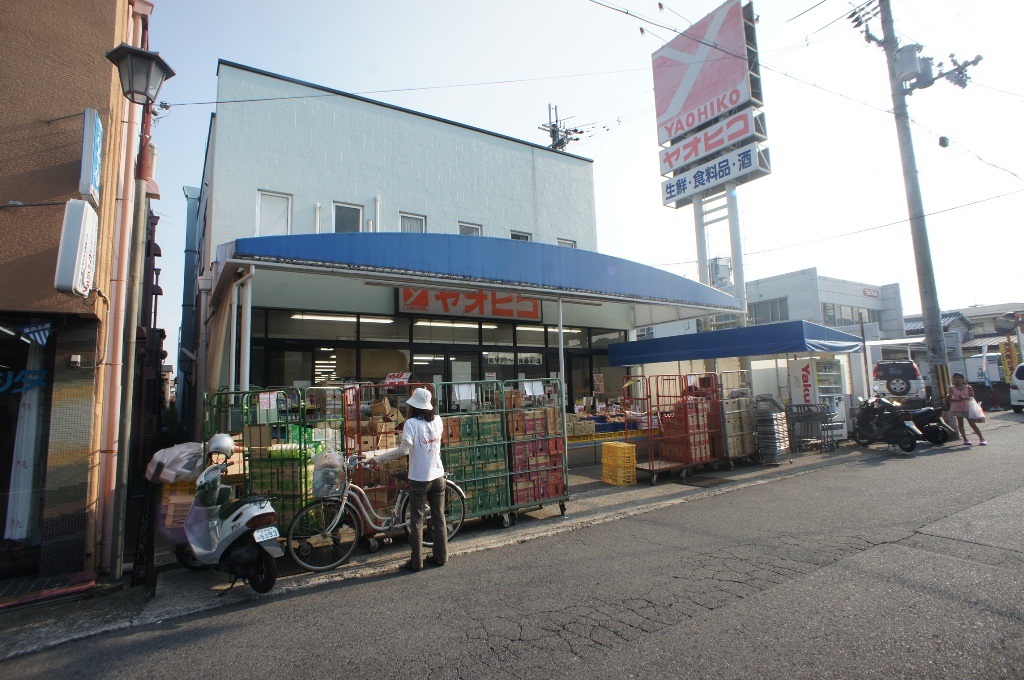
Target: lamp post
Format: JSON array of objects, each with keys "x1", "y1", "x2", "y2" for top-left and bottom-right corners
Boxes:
[{"x1": 105, "y1": 42, "x2": 173, "y2": 579}]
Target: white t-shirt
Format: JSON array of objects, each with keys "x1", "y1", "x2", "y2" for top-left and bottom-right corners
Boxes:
[{"x1": 376, "y1": 415, "x2": 445, "y2": 482}]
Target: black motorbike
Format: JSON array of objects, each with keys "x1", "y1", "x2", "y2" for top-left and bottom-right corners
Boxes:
[
  {"x1": 852, "y1": 394, "x2": 920, "y2": 452},
  {"x1": 905, "y1": 404, "x2": 956, "y2": 445}
]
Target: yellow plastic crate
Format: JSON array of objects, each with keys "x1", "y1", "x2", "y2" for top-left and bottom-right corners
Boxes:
[
  {"x1": 602, "y1": 466, "x2": 636, "y2": 486},
  {"x1": 601, "y1": 442, "x2": 636, "y2": 466}
]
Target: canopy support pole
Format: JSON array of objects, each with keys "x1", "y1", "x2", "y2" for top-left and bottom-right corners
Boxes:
[{"x1": 558, "y1": 296, "x2": 568, "y2": 420}]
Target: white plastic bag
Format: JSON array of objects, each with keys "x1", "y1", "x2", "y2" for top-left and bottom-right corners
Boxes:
[
  {"x1": 967, "y1": 398, "x2": 985, "y2": 423},
  {"x1": 312, "y1": 449, "x2": 344, "y2": 497},
  {"x1": 146, "y1": 442, "x2": 204, "y2": 483}
]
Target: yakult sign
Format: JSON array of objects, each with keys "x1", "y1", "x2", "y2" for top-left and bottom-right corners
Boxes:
[{"x1": 652, "y1": 0, "x2": 751, "y2": 145}]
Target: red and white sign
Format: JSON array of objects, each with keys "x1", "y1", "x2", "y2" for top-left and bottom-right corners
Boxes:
[
  {"x1": 659, "y1": 109, "x2": 754, "y2": 175},
  {"x1": 652, "y1": 0, "x2": 751, "y2": 145},
  {"x1": 400, "y1": 287, "x2": 541, "y2": 321},
  {"x1": 384, "y1": 372, "x2": 411, "y2": 385}
]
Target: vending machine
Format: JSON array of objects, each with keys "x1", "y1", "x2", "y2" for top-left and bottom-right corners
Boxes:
[{"x1": 787, "y1": 358, "x2": 848, "y2": 439}]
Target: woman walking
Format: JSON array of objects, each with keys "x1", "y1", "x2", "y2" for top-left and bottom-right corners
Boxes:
[{"x1": 947, "y1": 373, "x2": 986, "y2": 446}]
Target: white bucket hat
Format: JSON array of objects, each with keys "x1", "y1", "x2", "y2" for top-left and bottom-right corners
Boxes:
[{"x1": 405, "y1": 387, "x2": 434, "y2": 410}]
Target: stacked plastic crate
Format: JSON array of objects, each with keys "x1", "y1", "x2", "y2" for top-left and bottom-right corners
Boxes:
[
  {"x1": 441, "y1": 411, "x2": 509, "y2": 516},
  {"x1": 507, "y1": 388, "x2": 566, "y2": 506},
  {"x1": 601, "y1": 442, "x2": 636, "y2": 486},
  {"x1": 754, "y1": 395, "x2": 790, "y2": 465}
]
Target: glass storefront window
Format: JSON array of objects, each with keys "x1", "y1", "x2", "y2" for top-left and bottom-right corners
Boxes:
[
  {"x1": 0, "y1": 322, "x2": 54, "y2": 579},
  {"x1": 516, "y1": 351, "x2": 547, "y2": 380},
  {"x1": 515, "y1": 325, "x2": 546, "y2": 347},
  {"x1": 266, "y1": 349, "x2": 312, "y2": 388},
  {"x1": 313, "y1": 347, "x2": 357, "y2": 384},
  {"x1": 482, "y1": 322, "x2": 514, "y2": 346},
  {"x1": 411, "y1": 353, "x2": 446, "y2": 387},
  {"x1": 412, "y1": 319, "x2": 479, "y2": 344},
  {"x1": 361, "y1": 348, "x2": 410, "y2": 382},
  {"x1": 268, "y1": 310, "x2": 357, "y2": 341},
  {"x1": 360, "y1": 316, "x2": 408, "y2": 342},
  {"x1": 547, "y1": 326, "x2": 587, "y2": 349},
  {"x1": 591, "y1": 328, "x2": 626, "y2": 350}
]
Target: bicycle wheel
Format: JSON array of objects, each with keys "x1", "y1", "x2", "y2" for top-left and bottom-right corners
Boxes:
[
  {"x1": 401, "y1": 482, "x2": 467, "y2": 547},
  {"x1": 287, "y1": 499, "x2": 361, "y2": 572}
]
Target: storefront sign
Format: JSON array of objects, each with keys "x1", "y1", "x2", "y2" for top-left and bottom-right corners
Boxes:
[
  {"x1": 653, "y1": 0, "x2": 751, "y2": 145},
  {"x1": 662, "y1": 142, "x2": 768, "y2": 206},
  {"x1": 54, "y1": 199, "x2": 99, "y2": 298},
  {"x1": 79, "y1": 108, "x2": 103, "y2": 207},
  {"x1": 484, "y1": 353, "x2": 542, "y2": 366},
  {"x1": 384, "y1": 372, "x2": 411, "y2": 385},
  {"x1": 999, "y1": 342, "x2": 1018, "y2": 383},
  {"x1": 659, "y1": 109, "x2": 755, "y2": 175},
  {"x1": 400, "y1": 287, "x2": 541, "y2": 321},
  {"x1": 0, "y1": 370, "x2": 47, "y2": 393},
  {"x1": 862, "y1": 288, "x2": 879, "y2": 298}
]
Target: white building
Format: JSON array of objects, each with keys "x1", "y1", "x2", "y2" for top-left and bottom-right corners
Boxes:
[{"x1": 176, "y1": 62, "x2": 740, "y2": 435}]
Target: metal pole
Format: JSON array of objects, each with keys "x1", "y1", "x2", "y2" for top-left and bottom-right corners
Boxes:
[
  {"x1": 109, "y1": 104, "x2": 153, "y2": 578},
  {"x1": 726, "y1": 183, "x2": 751, "y2": 375},
  {"x1": 557, "y1": 297, "x2": 568, "y2": 420},
  {"x1": 241, "y1": 267, "x2": 253, "y2": 391},
  {"x1": 878, "y1": 0, "x2": 948, "y2": 404}
]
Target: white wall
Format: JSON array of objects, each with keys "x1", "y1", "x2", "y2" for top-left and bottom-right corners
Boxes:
[{"x1": 208, "y1": 63, "x2": 597, "y2": 266}]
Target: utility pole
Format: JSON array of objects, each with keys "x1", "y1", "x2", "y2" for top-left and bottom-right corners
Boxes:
[
  {"x1": 538, "y1": 104, "x2": 583, "y2": 152},
  {"x1": 853, "y1": 0, "x2": 981, "y2": 404}
]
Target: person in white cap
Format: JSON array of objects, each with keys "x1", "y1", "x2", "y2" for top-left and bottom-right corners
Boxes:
[{"x1": 374, "y1": 386, "x2": 447, "y2": 571}]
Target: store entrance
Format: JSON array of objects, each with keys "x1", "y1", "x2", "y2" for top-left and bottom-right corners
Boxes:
[
  {"x1": 410, "y1": 350, "x2": 481, "y2": 394},
  {"x1": 568, "y1": 355, "x2": 592, "y2": 414}
]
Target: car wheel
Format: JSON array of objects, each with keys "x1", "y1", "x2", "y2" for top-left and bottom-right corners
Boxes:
[
  {"x1": 1013, "y1": 406, "x2": 1024, "y2": 414},
  {"x1": 887, "y1": 378, "x2": 910, "y2": 395}
]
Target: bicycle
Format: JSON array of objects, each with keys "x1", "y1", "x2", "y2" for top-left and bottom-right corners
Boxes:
[{"x1": 287, "y1": 455, "x2": 467, "y2": 572}]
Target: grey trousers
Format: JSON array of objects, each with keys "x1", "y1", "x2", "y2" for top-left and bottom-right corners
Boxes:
[{"x1": 408, "y1": 477, "x2": 448, "y2": 568}]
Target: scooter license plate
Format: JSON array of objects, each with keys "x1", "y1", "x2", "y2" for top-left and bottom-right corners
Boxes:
[{"x1": 253, "y1": 526, "x2": 279, "y2": 542}]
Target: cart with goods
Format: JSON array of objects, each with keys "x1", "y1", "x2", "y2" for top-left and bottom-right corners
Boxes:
[
  {"x1": 642, "y1": 373, "x2": 724, "y2": 484},
  {"x1": 438, "y1": 380, "x2": 513, "y2": 527},
  {"x1": 720, "y1": 370, "x2": 758, "y2": 469},
  {"x1": 342, "y1": 382, "x2": 430, "y2": 552},
  {"x1": 754, "y1": 395, "x2": 790, "y2": 465},
  {"x1": 504, "y1": 378, "x2": 569, "y2": 517}
]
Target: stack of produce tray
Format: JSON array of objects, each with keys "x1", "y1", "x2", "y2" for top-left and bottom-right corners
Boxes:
[{"x1": 754, "y1": 396, "x2": 790, "y2": 465}]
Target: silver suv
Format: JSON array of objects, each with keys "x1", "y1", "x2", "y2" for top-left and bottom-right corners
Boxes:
[{"x1": 871, "y1": 360, "x2": 926, "y2": 398}]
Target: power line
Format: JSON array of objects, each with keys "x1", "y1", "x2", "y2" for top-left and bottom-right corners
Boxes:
[{"x1": 651, "y1": 187, "x2": 1024, "y2": 267}]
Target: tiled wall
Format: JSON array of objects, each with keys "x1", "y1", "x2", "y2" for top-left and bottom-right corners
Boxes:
[{"x1": 40, "y1": 319, "x2": 100, "y2": 577}]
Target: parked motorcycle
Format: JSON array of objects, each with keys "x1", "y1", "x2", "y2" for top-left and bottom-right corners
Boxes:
[
  {"x1": 174, "y1": 433, "x2": 284, "y2": 593},
  {"x1": 906, "y1": 404, "x2": 957, "y2": 445},
  {"x1": 852, "y1": 393, "x2": 921, "y2": 452}
]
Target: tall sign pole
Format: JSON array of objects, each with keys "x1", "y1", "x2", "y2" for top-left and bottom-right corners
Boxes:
[{"x1": 876, "y1": 0, "x2": 947, "y2": 402}]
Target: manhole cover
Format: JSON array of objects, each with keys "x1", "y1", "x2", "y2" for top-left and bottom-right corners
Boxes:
[{"x1": 673, "y1": 476, "x2": 731, "y2": 488}]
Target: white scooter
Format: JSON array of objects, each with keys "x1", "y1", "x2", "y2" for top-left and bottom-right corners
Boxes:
[{"x1": 174, "y1": 433, "x2": 284, "y2": 593}]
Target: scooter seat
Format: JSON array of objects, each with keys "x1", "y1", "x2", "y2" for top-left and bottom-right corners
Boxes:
[{"x1": 218, "y1": 495, "x2": 271, "y2": 521}]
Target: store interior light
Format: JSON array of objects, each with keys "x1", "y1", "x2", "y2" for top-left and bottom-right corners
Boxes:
[
  {"x1": 517, "y1": 326, "x2": 582, "y2": 333},
  {"x1": 292, "y1": 313, "x2": 393, "y2": 323}
]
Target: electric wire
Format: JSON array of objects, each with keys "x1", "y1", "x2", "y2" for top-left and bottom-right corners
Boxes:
[{"x1": 649, "y1": 187, "x2": 1024, "y2": 268}]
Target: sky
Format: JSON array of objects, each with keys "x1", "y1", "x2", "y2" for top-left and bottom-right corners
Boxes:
[{"x1": 147, "y1": 0, "x2": 1024, "y2": 373}]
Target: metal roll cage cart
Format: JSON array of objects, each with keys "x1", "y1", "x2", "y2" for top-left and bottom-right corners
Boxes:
[
  {"x1": 720, "y1": 370, "x2": 759, "y2": 469},
  {"x1": 628, "y1": 373, "x2": 724, "y2": 485}
]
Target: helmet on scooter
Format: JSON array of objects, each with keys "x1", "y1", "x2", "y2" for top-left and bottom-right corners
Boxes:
[{"x1": 208, "y1": 433, "x2": 235, "y2": 457}]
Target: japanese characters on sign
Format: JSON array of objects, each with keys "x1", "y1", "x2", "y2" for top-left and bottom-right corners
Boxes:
[
  {"x1": 661, "y1": 142, "x2": 766, "y2": 206},
  {"x1": 0, "y1": 370, "x2": 47, "y2": 393},
  {"x1": 384, "y1": 372, "x2": 411, "y2": 385},
  {"x1": 400, "y1": 287, "x2": 542, "y2": 322},
  {"x1": 652, "y1": 0, "x2": 751, "y2": 145},
  {"x1": 659, "y1": 109, "x2": 756, "y2": 175}
]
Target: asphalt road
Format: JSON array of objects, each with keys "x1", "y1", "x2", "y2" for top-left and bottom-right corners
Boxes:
[{"x1": 6, "y1": 418, "x2": 1023, "y2": 679}]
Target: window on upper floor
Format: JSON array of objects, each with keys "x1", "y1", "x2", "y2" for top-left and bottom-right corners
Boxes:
[
  {"x1": 510, "y1": 231, "x2": 531, "y2": 242},
  {"x1": 333, "y1": 203, "x2": 362, "y2": 233},
  {"x1": 748, "y1": 297, "x2": 789, "y2": 325},
  {"x1": 257, "y1": 191, "x2": 291, "y2": 236},
  {"x1": 401, "y1": 213, "x2": 426, "y2": 233},
  {"x1": 459, "y1": 222, "x2": 482, "y2": 236},
  {"x1": 557, "y1": 238, "x2": 577, "y2": 248}
]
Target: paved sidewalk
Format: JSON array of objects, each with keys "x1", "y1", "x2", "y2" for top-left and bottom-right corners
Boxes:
[{"x1": 2, "y1": 415, "x2": 1015, "y2": 661}]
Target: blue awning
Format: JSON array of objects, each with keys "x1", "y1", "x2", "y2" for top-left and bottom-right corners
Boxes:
[
  {"x1": 222, "y1": 233, "x2": 741, "y2": 313},
  {"x1": 608, "y1": 320, "x2": 864, "y2": 365}
]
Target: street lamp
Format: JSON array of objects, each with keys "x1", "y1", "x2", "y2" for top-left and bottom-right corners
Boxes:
[
  {"x1": 105, "y1": 41, "x2": 173, "y2": 581},
  {"x1": 105, "y1": 43, "x2": 175, "y2": 106}
]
